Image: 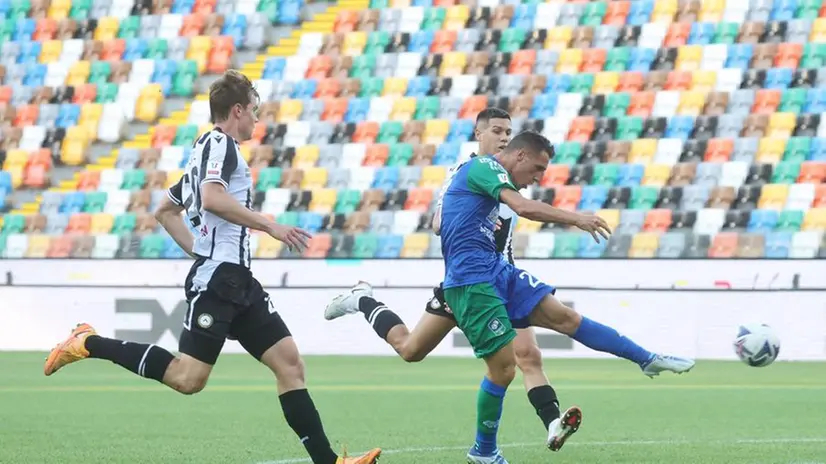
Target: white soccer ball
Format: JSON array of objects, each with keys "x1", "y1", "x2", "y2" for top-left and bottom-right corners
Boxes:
[{"x1": 733, "y1": 324, "x2": 781, "y2": 367}]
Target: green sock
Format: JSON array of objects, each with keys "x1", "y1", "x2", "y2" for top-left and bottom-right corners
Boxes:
[{"x1": 475, "y1": 376, "x2": 507, "y2": 455}]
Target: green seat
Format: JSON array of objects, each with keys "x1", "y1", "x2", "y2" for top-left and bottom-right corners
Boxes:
[
  {"x1": 378, "y1": 121, "x2": 403, "y2": 143},
  {"x1": 112, "y1": 213, "x2": 137, "y2": 235},
  {"x1": 771, "y1": 161, "x2": 801, "y2": 183},
  {"x1": 83, "y1": 192, "x2": 108, "y2": 213},
  {"x1": 146, "y1": 39, "x2": 168, "y2": 60},
  {"x1": 387, "y1": 143, "x2": 413, "y2": 166},
  {"x1": 0, "y1": 233, "x2": 7, "y2": 257},
  {"x1": 0, "y1": 19, "x2": 14, "y2": 43},
  {"x1": 554, "y1": 142, "x2": 581, "y2": 165},
  {"x1": 796, "y1": 0, "x2": 822, "y2": 19},
  {"x1": 121, "y1": 169, "x2": 146, "y2": 190},
  {"x1": 256, "y1": 0, "x2": 279, "y2": 23},
  {"x1": 569, "y1": 73, "x2": 594, "y2": 95},
  {"x1": 552, "y1": 232, "x2": 579, "y2": 257},
  {"x1": 359, "y1": 76, "x2": 384, "y2": 98},
  {"x1": 352, "y1": 233, "x2": 378, "y2": 258},
  {"x1": 365, "y1": 32, "x2": 389, "y2": 55},
  {"x1": 592, "y1": 163, "x2": 619, "y2": 186},
  {"x1": 257, "y1": 167, "x2": 282, "y2": 192},
  {"x1": 69, "y1": 0, "x2": 90, "y2": 19},
  {"x1": 11, "y1": 0, "x2": 31, "y2": 20},
  {"x1": 277, "y1": 212, "x2": 299, "y2": 226},
  {"x1": 604, "y1": 93, "x2": 630, "y2": 117},
  {"x1": 422, "y1": 7, "x2": 445, "y2": 30},
  {"x1": 713, "y1": 23, "x2": 739, "y2": 44},
  {"x1": 630, "y1": 186, "x2": 658, "y2": 209},
  {"x1": 616, "y1": 116, "x2": 643, "y2": 140},
  {"x1": 605, "y1": 47, "x2": 630, "y2": 72},
  {"x1": 174, "y1": 124, "x2": 199, "y2": 147},
  {"x1": 784, "y1": 137, "x2": 811, "y2": 162},
  {"x1": 140, "y1": 234, "x2": 164, "y2": 258},
  {"x1": 414, "y1": 96, "x2": 440, "y2": 120},
  {"x1": 95, "y1": 83, "x2": 118, "y2": 103},
  {"x1": 1, "y1": 214, "x2": 25, "y2": 233},
  {"x1": 89, "y1": 61, "x2": 111, "y2": 86},
  {"x1": 369, "y1": 0, "x2": 387, "y2": 8},
  {"x1": 779, "y1": 88, "x2": 806, "y2": 113},
  {"x1": 118, "y1": 16, "x2": 140, "y2": 39},
  {"x1": 801, "y1": 43, "x2": 826, "y2": 69},
  {"x1": 776, "y1": 210, "x2": 804, "y2": 231},
  {"x1": 580, "y1": 1, "x2": 607, "y2": 25},
  {"x1": 351, "y1": 54, "x2": 377, "y2": 80},
  {"x1": 172, "y1": 60, "x2": 198, "y2": 97},
  {"x1": 335, "y1": 190, "x2": 362, "y2": 213},
  {"x1": 499, "y1": 28, "x2": 526, "y2": 53}
]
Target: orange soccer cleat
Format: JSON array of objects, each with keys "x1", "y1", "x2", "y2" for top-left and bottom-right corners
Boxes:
[
  {"x1": 44, "y1": 323, "x2": 97, "y2": 376},
  {"x1": 336, "y1": 448, "x2": 382, "y2": 464}
]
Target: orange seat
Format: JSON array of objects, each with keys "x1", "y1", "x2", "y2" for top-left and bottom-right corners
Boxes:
[
  {"x1": 0, "y1": 86, "x2": 11, "y2": 104},
  {"x1": 181, "y1": 14, "x2": 205, "y2": 36},
  {"x1": 77, "y1": 170, "x2": 101, "y2": 191},
  {"x1": 67, "y1": 213, "x2": 92, "y2": 234},
  {"x1": 404, "y1": 188, "x2": 434, "y2": 212},
  {"x1": 581, "y1": 48, "x2": 607, "y2": 73},
  {"x1": 34, "y1": 18, "x2": 58, "y2": 41},
  {"x1": 814, "y1": 184, "x2": 826, "y2": 207},
  {"x1": 604, "y1": 1, "x2": 630, "y2": 25},
  {"x1": 627, "y1": 91, "x2": 655, "y2": 116},
  {"x1": 775, "y1": 43, "x2": 803, "y2": 69},
  {"x1": 72, "y1": 84, "x2": 97, "y2": 104},
  {"x1": 664, "y1": 23, "x2": 690, "y2": 47},
  {"x1": 508, "y1": 50, "x2": 536, "y2": 75},
  {"x1": 193, "y1": 0, "x2": 216, "y2": 14},
  {"x1": 13, "y1": 104, "x2": 39, "y2": 127},
  {"x1": 352, "y1": 121, "x2": 379, "y2": 144},
  {"x1": 552, "y1": 186, "x2": 582, "y2": 211},
  {"x1": 334, "y1": 10, "x2": 360, "y2": 33},
  {"x1": 752, "y1": 89, "x2": 782, "y2": 114},
  {"x1": 709, "y1": 232, "x2": 738, "y2": 258},
  {"x1": 431, "y1": 30, "x2": 457, "y2": 54},
  {"x1": 307, "y1": 55, "x2": 333, "y2": 79},
  {"x1": 207, "y1": 36, "x2": 233, "y2": 74},
  {"x1": 665, "y1": 71, "x2": 692, "y2": 91},
  {"x1": 643, "y1": 209, "x2": 672, "y2": 232},
  {"x1": 322, "y1": 97, "x2": 348, "y2": 123},
  {"x1": 47, "y1": 235, "x2": 74, "y2": 258},
  {"x1": 101, "y1": 39, "x2": 125, "y2": 61},
  {"x1": 705, "y1": 138, "x2": 733, "y2": 162},
  {"x1": 568, "y1": 116, "x2": 595, "y2": 142},
  {"x1": 541, "y1": 165, "x2": 570, "y2": 187},
  {"x1": 315, "y1": 78, "x2": 341, "y2": 98},
  {"x1": 617, "y1": 71, "x2": 644, "y2": 92},
  {"x1": 303, "y1": 233, "x2": 332, "y2": 258},
  {"x1": 458, "y1": 95, "x2": 488, "y2": 120},
  {"x1": 152, "y1": 125, "x2": 177, "y2": 148},
  {"x1": 363, "y1": 144, "x2": 389, "y2": 166},
  {"x1": 799, "y1": 162, "x2": 826, "y2": 184}
]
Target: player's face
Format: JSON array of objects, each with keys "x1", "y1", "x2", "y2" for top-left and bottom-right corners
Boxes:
[
  {"x1": 237, "y1": 95, "x2": 259, "y2": 142},
  {"x1": 475, "y1": 118, "x2": 512, "y2": 155},
  {"x1": 511, "y1": 150, "x2": 549, "y2": 189}
]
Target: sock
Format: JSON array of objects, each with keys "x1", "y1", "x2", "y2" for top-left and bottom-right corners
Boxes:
[
  {"x1": 475, "y1": 377, "x2": 507, "y2": 455},
  {"x1": 572, "y1": 317, "x2": 653, "y2": 366},
  {"x1": 527, "y1": 385, "x2": 560, "y2": 430},
  {"x1": 85, "y1": 335, "x2": 174, "y2": 382},
  {"x1": 280, "y1": 389, "x2": 338, "y2": 464},
  {"x1": 358, "y1": 296, "x2": 404, "y2": 341}
]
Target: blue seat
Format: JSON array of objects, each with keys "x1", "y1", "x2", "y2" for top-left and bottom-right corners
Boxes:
[
  {"x1": 747, "y1": 209, "x2": 779, "y2": 233},
  {"x1": 665, "y1": 115, "x2": 695, "y2": 140},
  {"x1": 372, "y1": 167, "x2": 400, "y2": 191},
  {"x1": 278, "y1": 0, "x2": 303, "y2": 25},
  {"x1": 412, "y1": 0, "x2": 432, "y2": 6},
  {"x1": 18, "y1": 40, "x2": 40, "y2": 64},
  {"x1": 14, "y1": 19, "x2": 34, "y2": 41},
  {"x1": 578, "y1": 233, "x2": 608, "y2": 257},
  {"x1": 56, "y1": 104, "x2": 80, "y2": 128},
  {"x1": 579, "y1": 185, "x2": 607, "y2": 211},
  {"x1": 298, "y1": 212, "x2": 323, "y2": 233},
  {"x1": 222, "y1": 14, "x2": 248, "y2": 49},
  {"x1": 151, "y1": 59, "x2": 178, "y2": 97},
  {"x1": 765, "y1": 68, "x2": 793, "y2": 89},
  {"x1": 765, "y1": 232, "x2": 792, "y2": 258},
  {"x1": 263, "y1": 57, "x2": 286, "y2": 79},
  {"x1": 408, "y1": 31, "x2": 434, "y2": 54},
  {"x1": 545, "y1": 75, "x2": 571, "y2": 93},
  {"x1": 0, "y1": 0, "x2": 10, "y2": 17},
  {"x1": 60, "y1": 192, "x2": 86, "y2": 213},
  {"x1": 726, "y1": 44, "x2": 754, "y2": 70},
  {"x1": 171, "y1": 0, "x2": 194, "y2": 14},
  {"x1": 447, "y1": 119, "x2": 474, "y2": 142},
  {"x1": 810, "y1": 138, "x2": 826, "y2": 161},
  {"x1": 376, "y1": 234, "x2": 403, "y2": 258},
  {"x1": 695, "y1": 162, "x2": 723, "y2": 186},
  {"x1": 617, "y1": 164, "x2": 644, "y2": 186},
  {"x1": 804, "y1": 89, "x2": 826, "y2": 114},
  {"x1": 162, "y1": 236, "x2": 188, "y2": 258},
  {"x1": 688, "y1": 22, "x2": 715, "y2": 45},
  {"x1": 434, "y1": 142, "x2": 460, "y2": 166},
  {"x1": 629, "y1": 48, "x2": 655, "y2": 71},
  {"x1": 345, "y1": 98, "x2": 369, "y2": 123},
  {"x1": 406, "y1": 76, "x2": 432, "y2": 97},
  {"x1": 511, "y1": 4, "x2": 537, "y2": 30},
  {"x1": 178, "y1": 147, "x2": 191, "y2": 168},
  {"x1": 0, "y1": 191, "x2": 6, "y2": 211},
  {"x1": 627, "y1": 0, "x2": 653, "y2": 25},
  {"x1": 0, "y1": 171, "x2": 12, "y2": 194},
  {"x1": 124, "y1": 38, "x2": 147, "y2": 61},
  {"x1": 23, "y1": 63, "x2": 46, "y2": 87},
  {"x1": 292, "y1": 79, "x2": 317, "y2": 99},
  {"x1": 770, "y1": 0, "x2": 797, "y2": 20},
  {"x1": 530, "y1": 93, "x2": 558, "y2": 119}
]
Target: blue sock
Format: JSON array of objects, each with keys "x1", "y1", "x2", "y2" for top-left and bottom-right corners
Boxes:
[
  {"x1": 475, "y1": 377, "x2": 507, "y2": 455},
  {"x1": 572, "y1": 317, "x2": 654, "y2": 366}
]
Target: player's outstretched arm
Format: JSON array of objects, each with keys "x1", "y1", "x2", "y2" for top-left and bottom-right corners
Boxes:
[
  {"x1": 154, "y1": 195, "x2": 196, "y2": 258},
  {"x1": 499, "y1": 189, "x2": 612, "y2": 243}
]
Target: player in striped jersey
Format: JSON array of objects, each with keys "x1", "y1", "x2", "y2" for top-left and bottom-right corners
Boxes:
[
  {"x1": 324, "y1": 109, "x2": 581, "y2": 451},
  {"x1": 43, "y1": 70, "x2": 381, "y2": 464}
]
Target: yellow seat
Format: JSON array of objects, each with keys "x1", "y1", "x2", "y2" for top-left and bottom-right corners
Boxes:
[
  {"x1": 382, "y1": 77, "x2": 409, "y2": 98},
  {"x1": 67, "y1": 60, "x2": 91, "y2": 87},
  {"x1": 293, "y1": 145, "x2": 320, "y2": 169},
  {"x1": 444, "y1": 5, "x2": 470, "y2": 31},
  {"x1": 628, "y1": 232, "x2": 660, "y2": 258},
  {"x1": 79, "y1": 103, "x2": 103, "y2": 141},
  {"x1": 239, "y1": 144, "x2": 252, "y2": 163},
  {"x1": 3, "y1": 149, "x2": 29, "y2": 170},
  {"x1": 61, "y1": 126, "x2": 89, "y2": 166},
  {"x1": 343, "y1": 31, "x2": 367, "y2": 56},
  {"x1": 256, "y1": 233, "x2": 283, "y2": 258},
  {"x1": 768, "y1": 113, "x2": 796, "y2": 139},
  {"x1": 677, "y1": 91, "x2": 706, "y2": 116},
  {"x1": 94, "y1": 17, "x2": 120, "y2": 41},
  {"x1": 40, "y1": 40, "x2": 63, "y2": 64},
  {"x1": 651, "y1": 0, "x2": 677, "y2": 23},
  {"x1": 699, "y1": 0, "x2": 725, "y2": 22},
  {"x1": 309, "y1": 188, "x2": 337, "y2": 214},
  {"x1": 756, "y1": 138, "x2": 786, "y2": 164},
  {"x1": 692, "y1": 70, "x2": 717, "y2": 92},
  {"x1": 593, "y1": 72, "x2": 619, "y2": 94},
  {"x1": 166, "y1": 169, "x2": 184, "y2": 188},
  {"x1": 7, "y1": 165, "x2": 23, "y2": 189},
  {"x1": 419, "y1": 166, "x2": 446, "y2": 188},
  {"x1": 135, "y1": 84, "x2": 164, "y2": 123},
  {"x1": 186, "y1": 36, "x2": 213, "y2": 74},
  {"x1": 26, "y1": 234, "x2": 52, "y2": 258},
  {"x1": 390, "y1": 97, "x2": 417, "y2": 121},
  {"x1": 596, "y1": 209, "x2": 620, "y2": 231},
  {"x1": 642, "y1": 164, "x2": 671, "y2": 186},
  {"x1": 809, "y1": 18, "x2": 826, "y2": 42},
  {"x1": 439, "y1": 52, "x2": 467, "y2": 77},
  {"x1": 676, "y1": 45, "x2": 703, "y2": 71},
  {"x1": 802, "y1": 208, "x2": 826, "y2": 231},
  {"x1": 757, "y1": 184, "x2": 790, "y2": 210},
  {"x1": 90, "y1": 213, "x2": 114, "y2": 233},
  {"x1": 401, "y1": 233, "x2": 429, "y2": 258},
  {"x1": 516, "y1": 218, "x2": 542, "y2": 233},
  {"x1": 301, "y1": 167, "x2": 328, "y2": 189},
  {"x1": 48, "y1": 0, "x2": 72, "y2": 18},
  {"x1": 629, "y1": 139, "x2": 657, "y2": 164},
  {"x1": 278, "y1": 99, "x2": 303, "y2": 123},
  {"x1": 424, "y1": 119, "x2": 450, "y2": 145},
  {"x1": 556, "y1": 49, "x2": 582, "y2": 74},
  {"x1": 545, "y1": 26, "x2": 572, "y2": 51}
]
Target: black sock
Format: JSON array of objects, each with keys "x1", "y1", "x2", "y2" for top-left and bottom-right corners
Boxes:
[
  {"x1": 358, "y1": 296, "x2": 404, "y2": 341},
  {"x1": 280, "y1": 389, "x2": 338, "y2": 464},
  {"x1": 85, "y1": 335, "x2": 174, "y2": 383},
  {"x1": 527, "y1": 385, "x2": 560, "y2": 430}
]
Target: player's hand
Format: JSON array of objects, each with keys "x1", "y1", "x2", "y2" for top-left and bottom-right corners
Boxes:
[
  {"x1": 574, "y1": 213, "x2": 612, "y2": 243},
  {"x1": 269, "y1": 224, "x2": 313, "y2": 251},
  {"x1": 494, "y1": 218, "x2": 503, "y2": 231}
]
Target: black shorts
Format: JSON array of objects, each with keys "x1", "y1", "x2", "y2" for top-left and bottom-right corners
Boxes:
[
  {"x1": 425, "y1": 282, "x2": 530, "y2": 329},
  {"x1": 179, "y1": 257, "x2": 291, "y2": 365}
]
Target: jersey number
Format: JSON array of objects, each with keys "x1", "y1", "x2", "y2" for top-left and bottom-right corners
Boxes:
[
  {"x1": 181, "y1": 166, "x2": 202, "y2": 227},
  {"x1": 518, "y1": 271, "x2": 540, "y2": 288}
]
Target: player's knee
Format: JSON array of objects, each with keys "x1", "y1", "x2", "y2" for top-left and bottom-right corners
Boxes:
[
  {"x1": 515, "y1": 343, "x2": 543, "y2": 374},
  {"x1": 174, "y1": 372, "x2": 208, "y2": 395},
  {"x1": 555, "y1": 309, "x2": 583, "y2": 335}
]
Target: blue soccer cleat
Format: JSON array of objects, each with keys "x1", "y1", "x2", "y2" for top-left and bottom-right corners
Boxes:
[{"x1": 466, "y1": 445, "x2": 509, "y2": 464}]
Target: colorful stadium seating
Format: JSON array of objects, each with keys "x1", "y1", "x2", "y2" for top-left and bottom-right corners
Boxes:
[{"x1": 2, "y1": 0, "x2": 826, "y2": 259}]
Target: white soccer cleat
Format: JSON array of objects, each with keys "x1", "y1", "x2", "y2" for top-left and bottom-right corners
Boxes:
[
  {"x1": 547, "y1": 406, "x2": 582, "y2": 451},
  {"x1": 466, "y1": 446, "x2": 509, "y2": 464},
  {"x1": 324, "y1": 281, "x2": 373, "y2": 321},
  {"x1": 641, "y1": 354, "x2": 696, "y2": 378}
]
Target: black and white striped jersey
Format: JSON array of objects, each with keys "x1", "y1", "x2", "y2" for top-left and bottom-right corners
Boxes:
[{"x1": 168, "y1": 127, "x2": 253, "y2": 269}]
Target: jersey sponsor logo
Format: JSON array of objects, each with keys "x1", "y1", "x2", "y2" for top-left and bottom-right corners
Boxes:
[
  {"x1": 498, "y1": 173, "x2": 509, "y2": 184},
  {"x1": 487, "y1": 318, "x2": 505, "y2": 336}
]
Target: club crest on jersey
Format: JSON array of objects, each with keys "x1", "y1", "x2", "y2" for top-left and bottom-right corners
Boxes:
[
  {"x1": 207, "y1": 160, "x2": 221, "y2": 175},
  {"x1": 488, "y1": 318, "x2": 505, "y2": 336},
  {"x1": 197, "y1": 313, "x2": 214, "y2": 329}
]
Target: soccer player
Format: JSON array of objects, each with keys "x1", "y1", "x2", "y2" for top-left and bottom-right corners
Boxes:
[
  {"x1": 325, "y1": 109, "x2": 582, "y2": 452},
  {"x1": 42, "y1": 70, "x2": 381, "y2": 464}
]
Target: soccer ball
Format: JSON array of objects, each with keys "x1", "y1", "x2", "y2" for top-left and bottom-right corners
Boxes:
[{"x1": 733, "y1": 324, "x2": 781, "y2": 367}]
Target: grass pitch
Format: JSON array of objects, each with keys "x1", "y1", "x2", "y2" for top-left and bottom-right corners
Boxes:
[{"x1": 1, "y1": 353, "x2": 825, "y2": 464}]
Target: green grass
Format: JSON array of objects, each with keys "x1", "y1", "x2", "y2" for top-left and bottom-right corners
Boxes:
[{"x1": 1, "y1": 353, "x2": 825, "y2": 464}]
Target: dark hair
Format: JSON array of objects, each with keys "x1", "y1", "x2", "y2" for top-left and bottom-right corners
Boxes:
[
  {"x1": 208, "y1": 70, "x2": 259, "y2": 123},
  {"x1": 475, "y1": 107, "x2": 511, "y2": 126},
  {"x1": 504, "y1": 130, "x2": 554, "y2": 158}
]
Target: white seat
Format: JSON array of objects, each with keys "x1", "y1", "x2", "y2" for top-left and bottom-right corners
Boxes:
[
  {"x1": 109, "y1": 0, "x2": 135, "y2": 18},
  {"x1": 349, "y1": 167, "x2": 376, "y2": 190},
  {"x1": 555, "y1": 93, "x2": 584, "y2": 119},
  {"x1": 715, "y1": 69, "x2": 743, "y2": 93},
  {"x1": 262, "y1": 188, "x2": 291, "y2": 215},
  {"x1": 188, "y1": 100, "x2": 211, "y2": 126},
  {"x1": 4, "y1": 234, "x2": 28, "y2": 258},
  {"x1": 284, "y1": 121, "x2": 310, "y2": 147},
  {"x1": 128, "y1": 59, "x2": 155, "y2": 87},
  {"x1": 99, "y1": 169, "x2": 124, "y2": 192},
  {"x1": 341, "y1": 143, "x2": 366, "y2": 168},
  {"x1": 450, "y1": 75, "x2": 479, "y2": 99},
  {"x1": 395, "y1": 52, "x2": 423, "y2": 79},
  {"x1": 391, "y1": 210, "x2": 421, "y2": 235},
  {"x1": 159, "y1": 14, "x2": 184, "y2": 40},
  {"x1": 535, "y1": 3, "x2": 561, "y2": 29},
  {"x1": 654, "y1": 138, "x2": 684, "y2": 165},
  {"x1": 719, "y1": 161, "x2": 748, "y2": 188},
  {"x1": 253, "y1": 80, "x2": 273, "y2": 104},
  {"x1": 284, "y1": 56, "x2": 311, "y2": 82},
  {"x1": 19, "y1": 125, "x2": 46, "y2": 151},
  {"x1": 298, "y1": 33, "x2": 324, "y2": 57},
  {"x1": 115, "y1": 83, "x2": 141, "y2": 121},
  {"x1": 786, "y1": 183, "x2": 815, "y2": 210},
  {"x1": 92, "y1": 234, "x2": 119, "y2": 259},
  {"x1": 701, "y1": 44, "x2": 728, "y2": 70},
  {"x1": 652, "y1": 91, "x2": 680, "y2": 118},
  {"x1": 104, "y1": 190, "x2": 130, "y2": 215},
  {"x1": 97, "y1": 104, "x2": 127, "y2": 143},
  {"x1": 399, "y1": 7, "x2": 424, "y2": 33},
  {"x1": 45, "y1": 62, "x2": 70, "y2": 88},
  {"x1": 693, "y1": 208, "x2": 726, "y2": 236},
  {"x1": 367, "y1": 97, "x2": 393, "y2": 123},
  {"x1": 790, "y1": 231, "x2": 820, "y2": 258},
  {"x1": 542, "y1": 116, "x2": 572, "y2": 145},
  {"x1": 159, "y1": 146, "x2": 184, "y2": 172},
  {"x1": 59, "y1": 40, "x2": 84, "y2": 63},
  {"x1": 639, "y1": 23, "x2": 667, "y2": 49},
  {"x1": 460, "y1": 141, "x2": 479, "y2": 160},
  {"x1": 525, "y1": 232, "x2": 555, "y2": 258}
]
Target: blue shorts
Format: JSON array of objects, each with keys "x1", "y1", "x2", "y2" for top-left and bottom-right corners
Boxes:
[{"x1": 491, "y1": 262, "x2": 557, "y2": 327}]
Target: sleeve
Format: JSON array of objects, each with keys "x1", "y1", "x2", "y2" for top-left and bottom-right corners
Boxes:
[
  {"x1": 167, "y1": 175, "x2": 184, "y2": 206},
  {"x1": 466, "y1": 158, "x2": 517, "y2": 200},
  {"x1": 202, "y1": 134, "x2": 239, "y2": 188}
]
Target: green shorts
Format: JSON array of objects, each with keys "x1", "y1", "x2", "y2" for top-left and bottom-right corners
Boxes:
[{"x1": 443, "y1": 282, "x2": 516, "y2": 359}]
